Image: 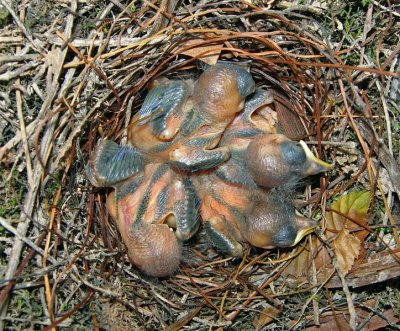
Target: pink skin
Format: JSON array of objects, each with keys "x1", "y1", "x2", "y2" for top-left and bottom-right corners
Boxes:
[{"x1": 107, "y1": 164, "x2": 182, "y2": 277}]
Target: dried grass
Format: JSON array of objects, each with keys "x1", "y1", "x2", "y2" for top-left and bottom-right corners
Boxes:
[{"x1": 0, "y1": 0, "x2": 399, "y2": 330}]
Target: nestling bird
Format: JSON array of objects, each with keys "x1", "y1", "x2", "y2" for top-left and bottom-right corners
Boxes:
[
  {"x1": 128, "y1": 63, "x2": 256, "y2": 171},
  {"x1": 87, "y1": 141, "x2": 199, "y2": 277},
  {"x1": 87, "y1": 63, "x2": 332, "y2": 276},
  {"x1": 194, "y1": 88, "x2": 330, "y2": 256},
  {"x1": 246, "y1": 134, "x2": 333, "y2": 188}
]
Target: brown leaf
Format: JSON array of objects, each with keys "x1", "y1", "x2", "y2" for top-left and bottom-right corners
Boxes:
[
  {"x1": 271, "y1": 90, "x2": 307, "y2": 140},
  {"x1": 327, "y1": 191, "x2": 371, "y2": 274},
  {"x1": 252, "y1": 304, "x2": 281, "y2": 329},
  {"x1": 283, "y1": 191, "x2": 371, "y2": 278},
  {"x1": 282, "y1": 245, "x2": 313, "y2": 277},
  {"x1": 327, "y1": 191, "x2": 371, "y2": 236},
  {"x1": 323, "y1": 249, "x2": 400, "y2": 288},
  {"x1": 333, "y1": 229, "x2": 361, "y2": 274},
  {"x1": 306, "y1": 298, "x2": 400, "y2": 331},
  {"x1": 174, "y1": 40, "x2": 221, "y2": 65}
]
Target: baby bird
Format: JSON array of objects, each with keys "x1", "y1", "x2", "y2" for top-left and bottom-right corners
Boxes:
[
  {"x1": 218, "y1": 88, "x2": 332, "y2": 188},
  {"x1": 87, "y1": 141, "x2": 199, "y2": 277},
  {"x1": 241, "y1": 192, "x2": 318, "y2": 249},
  {"x1": 246, "y1": 134, "x2": 333, "y2": 188},
  {"x1": 194, "y1": 89, "x2": 331, "y2": 257},
  {"x1": 194, "y1": 155, "x2": 319, "y2": 257},
  {"x1": 87, "y1": 65, "x2": 333, "y2": 276},
  {"x1": 128, "y1": 63, "x2": 256, "y2": 171}
]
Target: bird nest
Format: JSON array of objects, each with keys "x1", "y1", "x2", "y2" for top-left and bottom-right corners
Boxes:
[{"x1": 1, "y1": 1, "x2": 399, "y2": 330}]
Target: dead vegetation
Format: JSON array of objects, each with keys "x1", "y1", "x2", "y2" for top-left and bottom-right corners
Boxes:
[{"x1": 0, "y1": 0, "x2": 399, "y2": 330}]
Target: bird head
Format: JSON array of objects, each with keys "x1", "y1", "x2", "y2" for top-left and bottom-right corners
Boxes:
[
  {"x1": 242, "y1": 194, "x2": 319, "y2": 248},
  {"x1": 245, "y1": 134, "x2": 332, "y2": 188},
  {"x1": 194, "y1": 64, "x2": 256, "y2": 121}
]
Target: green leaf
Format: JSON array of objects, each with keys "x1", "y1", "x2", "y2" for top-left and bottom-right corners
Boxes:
[
  {"x1": 331, "y1": 190, "x2": 371, "y2": 219},
  {"x1": 348, "y1": 191, "x2": 371, "y2": 216}
]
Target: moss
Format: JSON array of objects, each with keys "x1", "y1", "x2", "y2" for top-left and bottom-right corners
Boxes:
[
  {"x1": 0, "y1": 5, "x2": 9, "y2": 28},
  {"x1": 0, "y1": 169, "x2": 25, "y2": 218}
]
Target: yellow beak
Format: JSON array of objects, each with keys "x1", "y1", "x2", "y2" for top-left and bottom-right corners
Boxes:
[
  {"x1": 299, "y1": 140, "x2": 333, "y2": 175},
  {"x1": 291, "y1": 213, "x2": 320, "y2": 246}
]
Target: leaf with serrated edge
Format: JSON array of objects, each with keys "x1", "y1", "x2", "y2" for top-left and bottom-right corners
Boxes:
[
  {"x1": 334, "y1": 229, "x2": 361, "y2": 274},
  {"x1": 283, "y1": 191, "x2": 371, "y2": 278},
  {"x1": 328, "y1": 191, "x2": 370, "y2": 274}
]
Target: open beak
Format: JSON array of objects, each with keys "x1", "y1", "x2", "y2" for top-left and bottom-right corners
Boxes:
[{"x1": 299, "y1": 140, "x2": 333, "y2": 176}]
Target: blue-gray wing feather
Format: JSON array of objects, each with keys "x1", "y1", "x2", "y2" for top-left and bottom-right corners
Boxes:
[
  {"x1": 136, "y1": 81, "x2": 188, "y2": 126},
  {"x1": 89, "y1": 140, "x2": 144, "y2": 186}
]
